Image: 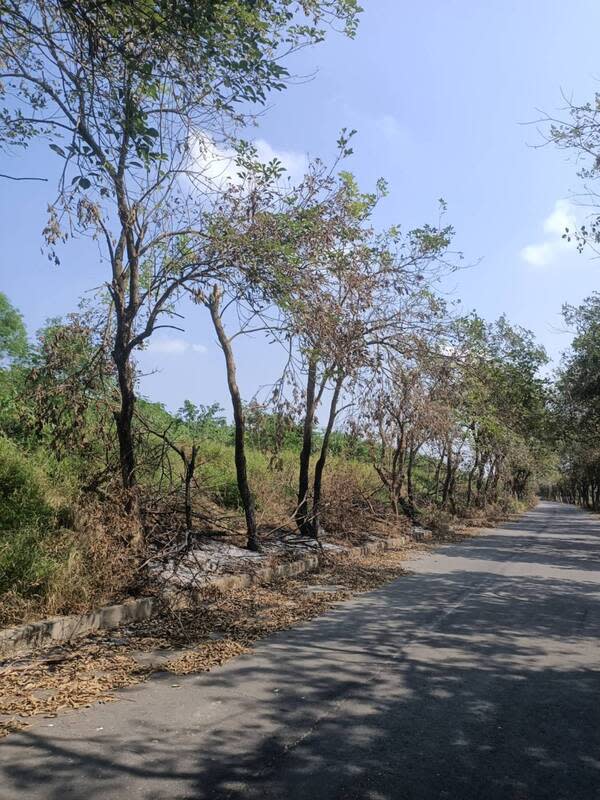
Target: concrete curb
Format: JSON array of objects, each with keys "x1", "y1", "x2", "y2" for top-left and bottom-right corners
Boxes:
[{"x1": 0, "y1": 535, "x2": 408, "y2": 659}]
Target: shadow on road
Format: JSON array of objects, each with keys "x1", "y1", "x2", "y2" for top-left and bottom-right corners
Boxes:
[{"x1": 3, "y1": 502, "x2": 600, "y2": 799}]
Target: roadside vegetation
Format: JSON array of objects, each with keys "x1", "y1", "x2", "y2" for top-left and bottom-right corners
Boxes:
[
  {"x1": 541, "y1": 292, "x2": 600, "y2": 508},
  {"x1": 534, "y1": 94, "x2": 600, "y2": 508},
  {"x1": 0, "y1": 1, "x2": 556, "y2": 627}
]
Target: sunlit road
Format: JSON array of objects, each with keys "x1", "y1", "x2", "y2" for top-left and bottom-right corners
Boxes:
[{"x1": 2, "y1": 501, "x2": 600, "y2": 799}]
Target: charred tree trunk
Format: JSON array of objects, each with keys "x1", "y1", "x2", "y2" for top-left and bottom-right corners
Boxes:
[
  {"x1": 113, "y1": 345, "x2": 137, "y2": 492},
  {"x1": 112, "y1": 325, "x2": 143, "y2": 549},
  {"x1": 296, "y1": 355, "x2": 318, "y2": 537},
  {"x1": 183, "y1": 445, "x2": 198, "y2": 531},
  {"x1": 311, "y1": 375, "x2": 343, "y2": 538},
  {"x1": 401, "y1": 441, "x2": 418, "y2": 520},
  {"x1": 208, "y1": 287, "x2": 259, "y2": 552}
]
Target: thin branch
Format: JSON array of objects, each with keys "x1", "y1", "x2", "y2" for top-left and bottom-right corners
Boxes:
[{"x1": 0, "y1": 172, "x2": 48, "y2": 182}]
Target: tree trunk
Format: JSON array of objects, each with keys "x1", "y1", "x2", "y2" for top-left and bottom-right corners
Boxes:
[
  {"x1": 207, "y1": 287, "x2": 259, "y2": 552},
  {"x1": 475, "y1": 455, "x2": 487, "y2": 507},
  {"x1": 113, "y1": 341, "x2": 137, "y2": 492},
  {"x1": 311, "y1": 375, "x2": 343, "y2": 538},
  {"x1": 448, "y1": 465, "x2": 458, "y2": 514},
  {"x1": 441, "y1": 444, "x2": 453, "y2": 509},
  {"x1": 375, "y1": 463, "x2": 399, "y2": 517},
  {"x1": 490, "y1": 458, "x2": 502, "y2": 503},
  {"x1": 183, "y1": 445, "x2": 198, "y2": 531},
  {"x1": 401, "y1": 441, "x2": 418, "y2": 520},
  {"x1": 466, "y1": 448, "x2": 479, "y2": 508},
  {"x1": 433, "y1": 444, "x2": 446, "y2": 503},
  {"x1": 484, "y1": 455, "x2": 497, "y2": 501},
  {"x1": 296, "y1": 355, "x2": 318, "y2": 537},
  {"x1": 392, "y1": 428, "x2": 406, "y2": 513},
  {"x1": 111, "y1": 330, "x2": 144, "y2": 547}
]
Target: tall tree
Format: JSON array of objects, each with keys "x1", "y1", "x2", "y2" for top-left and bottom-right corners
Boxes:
[
  {"x1": 0, "y1": 0, "x2": 360, "y2": 510},
  {"x1": 276, "y1": 181, "x2": 455, "y2": 538},
  {"x1": 547, "y1": 295, "x2": 600, "y2": 508},
  {"x1": 0, "y1": 293, "x2": 27, "y2": 364},
  {"x1": 204, "y1": 284, "x2": 261, "y2": 551}
]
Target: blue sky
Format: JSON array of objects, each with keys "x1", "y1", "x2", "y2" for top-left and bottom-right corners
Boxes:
[{"x1": 2, "y1": 0, "x2": 600, "y2": 411}]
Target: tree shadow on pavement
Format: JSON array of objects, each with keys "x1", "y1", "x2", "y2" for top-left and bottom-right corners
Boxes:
[{"x1": 2, "y1": 502, "x2": 600, "y2": 799}]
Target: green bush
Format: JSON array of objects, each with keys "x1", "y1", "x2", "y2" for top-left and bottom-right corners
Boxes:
[
  {"x1": 0, "y1": 527, "x2": 58, "y2": 597},
  {"x1": 218, "y1": 476, "x2": 242, "y2": 509},
  {"x1": 0, "y1": 436, "x2": 53, "y2": 533},
  {"x1": 0, "y1": 437, "x2": 58, "y2": 598},
  {"x1": 196, "y1": 441, "x2": 271, "y2": 510}
]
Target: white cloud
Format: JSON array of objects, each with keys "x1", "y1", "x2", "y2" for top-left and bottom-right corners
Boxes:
[
  {"x1": 190, "y1": 135, "x2": 238, "y2": 186},
  {"x1": 520, "y1": 241, "x2": 556, "y2": 268},
  {"x1": 146, "y1": 337, "x2": 207, "y2": 355},
  {"x1": 374, "y1": 114, "x2": 408, "y2": 144},
  {"x1": 253, "y1": 138, "x2": 308, "y2": 181},
  {"x1": 520, "y1": 200, "x2": 578, "y2": 268},
  {"x1": 543, "y1": 199, "x2": 577, "y2": 236},
  {"x1": 190, "y1": 134, "x2": 307, "y2": 189}
]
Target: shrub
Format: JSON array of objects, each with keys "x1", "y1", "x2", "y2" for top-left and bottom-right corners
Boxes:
[
  {"x1": 0, "y1": 527, "x2": 58, "y2": 598},
  {"x1": 0, "y1": 438, "x2": 59, "y2": 602},
  {"x1": 0, "y1": 436, "x2": 53, "y2": 534}
]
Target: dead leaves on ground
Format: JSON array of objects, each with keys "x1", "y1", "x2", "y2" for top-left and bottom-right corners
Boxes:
[
  {"x1": 0, "y1": 644, "x2": 151, "y2": 737},
  {"x1": 0, "y1": 718, "x2": 28, "y2": 738},
  {"x1": 0, "y1": 546, "x2": 410, "y2": 736},
  {"x1": 165, "y1": 640, "x2": 249, "y2": 675}
]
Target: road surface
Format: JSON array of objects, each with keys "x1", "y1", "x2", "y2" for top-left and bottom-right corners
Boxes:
[{"x1": 2, "y1": 501, "x2": 600, "y2": 799}]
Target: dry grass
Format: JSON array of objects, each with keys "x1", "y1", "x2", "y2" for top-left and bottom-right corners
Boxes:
[{"x1": 0, "y1": 493, "x2": 139, "y2": 628}]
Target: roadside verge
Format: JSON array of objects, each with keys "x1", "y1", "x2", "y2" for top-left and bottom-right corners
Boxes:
[{"x1": 0, "y1": 535, "x2": 415, "y2": 658}]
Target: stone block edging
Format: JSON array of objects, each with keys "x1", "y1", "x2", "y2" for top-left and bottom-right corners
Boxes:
[{"x1": 0, "y1": 535, "x2": 407, "y2": 658}]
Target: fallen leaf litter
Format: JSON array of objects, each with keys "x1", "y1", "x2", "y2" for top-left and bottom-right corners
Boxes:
[{"x1": 0, "y1": 545, "x2": 414, "y2": 738}]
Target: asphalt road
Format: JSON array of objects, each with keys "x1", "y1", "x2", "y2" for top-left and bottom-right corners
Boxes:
[{"x1": 2, "y1": 501, "x2": 600, "y2": 799}]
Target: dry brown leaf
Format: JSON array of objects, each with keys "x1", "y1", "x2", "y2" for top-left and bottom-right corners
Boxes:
[
  {"x1": 0, "y1": 545, "x2": 410, "y2": 733},
  {"x1": 165, "y1": 640, "x2": 250, "y2": 675}
]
